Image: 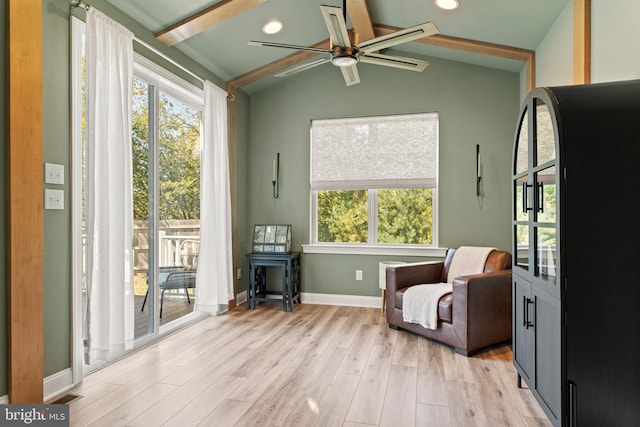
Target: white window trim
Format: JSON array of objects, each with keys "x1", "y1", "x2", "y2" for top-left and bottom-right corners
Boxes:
[
  {"x1": 133, "y1": 53, "x2": 203, "y2": 110},
  {"x1": 302, "y1": 243, "x2": 447, "y2": 257},
  {"x1": 70, "y1": 14, "x2": 85, "y2": 388}
]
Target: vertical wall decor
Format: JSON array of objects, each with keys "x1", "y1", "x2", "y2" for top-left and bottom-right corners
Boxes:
[
  {"x1": 272, "y1": 152, "x2": 280, "y2": 198},
  {"x1": 476, "y1": 144, "x2": 482, "y2": 197}
]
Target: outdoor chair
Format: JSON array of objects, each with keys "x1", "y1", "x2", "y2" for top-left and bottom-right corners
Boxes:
[{"x1": 141, "y1": 266, "x2": 196, "y2": 317}]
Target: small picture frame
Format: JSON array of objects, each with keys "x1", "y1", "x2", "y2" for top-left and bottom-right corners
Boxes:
[{"x1": 252, "y1": 224, "x2": 292, "y2": 253}]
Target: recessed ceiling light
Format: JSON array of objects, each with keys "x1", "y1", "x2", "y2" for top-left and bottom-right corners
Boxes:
[
  {"x1": 435, "y1": 0, "x2": 460, "y2": 10},
  {"x1": 262, "y1": 20, "x2": 283, "y2": 35}
]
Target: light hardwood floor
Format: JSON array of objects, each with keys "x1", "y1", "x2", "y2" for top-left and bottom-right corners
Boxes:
[{"x1": 65, "y1": 303, "x2": 552, "y2": 427}]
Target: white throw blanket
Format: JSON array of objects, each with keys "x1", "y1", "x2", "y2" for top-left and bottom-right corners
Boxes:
[
  {"x1": 403, "y1": 283, "x2": 452, "y2": 329},
  {"x1": 402, "y1": 246, "x2": 496, "y2": 330},
  {"x1": 446, "y1": 246, "x2": 496, "y2": 283}
]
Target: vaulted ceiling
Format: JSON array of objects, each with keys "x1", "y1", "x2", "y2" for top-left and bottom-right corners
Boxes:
[{"x1": 106, "y1": 0, "x2": 571, "y2": 93}]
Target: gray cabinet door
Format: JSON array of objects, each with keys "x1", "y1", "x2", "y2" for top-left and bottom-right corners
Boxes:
[
  {"x1": 533, "y1": 289, "x2": 561, "y2": 426},
  {"x1": 513, "y1": 277, "x2": 533, "y2": 382}
]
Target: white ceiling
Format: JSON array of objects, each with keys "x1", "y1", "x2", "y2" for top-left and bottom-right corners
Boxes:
[{"x1": 106, "y1": 0, "x2": 570, "y2": 92}]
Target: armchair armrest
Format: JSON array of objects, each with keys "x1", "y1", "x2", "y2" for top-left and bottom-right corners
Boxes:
[
  {"x1": 451, "y1": 269, "x2": 512, "y2": 351},
  {"x1": 386, "y1": 261, "x2": 445, "y2": 294},
  {"x1": 385, "y1": 261, "x2": 444, "y2": 315}
]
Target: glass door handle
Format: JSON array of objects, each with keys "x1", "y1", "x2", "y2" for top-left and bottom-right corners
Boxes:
[
  {"x1": 522, "y1": 182, "x2": 533, "y2": 212},
  {"x1": 537, "y1": 181, "x2": 544, "y2": 213}
]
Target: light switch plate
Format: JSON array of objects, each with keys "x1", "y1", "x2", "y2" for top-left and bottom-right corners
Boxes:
[
  {"x1": 44, "y1": 189, "x2": 64, "y2": 210},
  {"x1": 45, "y1": 163, "x2": 65, "y2": 185}
]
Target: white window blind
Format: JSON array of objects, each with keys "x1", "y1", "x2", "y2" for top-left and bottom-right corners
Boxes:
[{"x1": 310, "y1": 112, "x2": 438, "y2": 190}]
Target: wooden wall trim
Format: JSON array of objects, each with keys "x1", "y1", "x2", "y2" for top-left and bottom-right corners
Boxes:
[
  {"x1": 573, "y1": 0, "x2": 591, "y2": 84},
  {"x1": 526, "y1": 55, "x2": 536, "y2": 93},
  {"x1": 7, "y1": 0, "x2": 44, "y2": 403},
  {"x1": 374, "y1": 24, "x2": 534, "y2": 62},
  {"x1": 226, "y1": 84, "x2": 238, "y2": 310}
]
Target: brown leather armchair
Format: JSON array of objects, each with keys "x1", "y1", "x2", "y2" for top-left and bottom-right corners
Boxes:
[{"x1": 385, "y1": 248, "x2": 512, "y2": 356}]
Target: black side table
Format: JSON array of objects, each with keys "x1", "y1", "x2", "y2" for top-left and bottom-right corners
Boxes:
[{"x1": 245, "y1": 251, "x2": 301, "y2": 312}]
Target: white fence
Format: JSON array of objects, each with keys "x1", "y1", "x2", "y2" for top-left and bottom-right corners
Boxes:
[{"x1": 133, "y1": 220, "x2": 200, "y2": 273}]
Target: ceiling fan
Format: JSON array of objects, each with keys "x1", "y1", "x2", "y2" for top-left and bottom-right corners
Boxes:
[{"x1": 249, "y1": 2, "x2": 440, "y2": 86}]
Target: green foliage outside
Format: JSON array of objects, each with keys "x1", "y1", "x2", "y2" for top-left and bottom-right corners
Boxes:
[
  {"x1": 378, "y1": 189, "x2": 433, "y2": 244},
  {"x1": 317, "y1": 188, "x2": 433, "y2": 244},
  {"x1": 132, "y1": 78, "x2": 201, "y2": 221},
  {"x1": 132, "y1": 78, "x2": 150, "y2": 220},
  {"x1": 317, "y1": 190, "x2": 368, "y2": 243}
]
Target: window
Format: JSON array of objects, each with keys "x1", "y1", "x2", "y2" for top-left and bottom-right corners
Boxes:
[
  {"x1": 310, "y1": 113, "x2": 438, "y2": 250},
  {"x1": 132, "y1": 55, "x2": 204, "y2": 337}
]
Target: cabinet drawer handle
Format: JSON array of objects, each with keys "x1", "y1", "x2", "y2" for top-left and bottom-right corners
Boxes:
[{"x1": 525, "y1": 297, "x2": 535, "y2": 329}]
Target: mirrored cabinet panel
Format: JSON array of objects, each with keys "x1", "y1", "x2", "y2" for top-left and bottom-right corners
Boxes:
[{"x1": 535, "y1": 100, "x2": 555, "y2": 166}]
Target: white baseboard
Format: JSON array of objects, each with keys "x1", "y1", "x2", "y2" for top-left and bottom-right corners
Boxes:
[
  {"x1": 44, "y1": 368, "x2": 74, "y2": 402},
  {"x1": 236, "y1": 290, "x2": 247, "y2": 304},
  {"x1": 0, "y1": 395, "x2": 7, "y2": 404},
  {"x1": 239, "y1": 290, "x2": 380, "y2": 308},
  {"x1": 300, "y1": 292, "x2": 381, "y2": 308}
]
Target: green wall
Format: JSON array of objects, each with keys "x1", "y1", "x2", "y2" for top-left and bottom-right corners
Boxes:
[
  {"x1": 242, "y1": 55, "x2": 520, "y2": 298},
  {"x1": 0, "y1": 0, "x2": 6, "y2": 398}
]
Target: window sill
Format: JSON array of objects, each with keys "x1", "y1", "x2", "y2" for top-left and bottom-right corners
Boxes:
[{"x1": 301, "y1": 244, "x2": 447, "y2": 257}]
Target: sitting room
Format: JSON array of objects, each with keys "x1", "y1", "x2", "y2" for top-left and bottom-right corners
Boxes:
[{"x1": 2, "y1": 0, "x2": 640, "y2": 426}]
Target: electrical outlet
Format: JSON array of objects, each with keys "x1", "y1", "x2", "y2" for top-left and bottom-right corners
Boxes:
[
  {"x1": 236, "y1": 268, "x2": 242, "y2": 280},
  {"x1": 45, "y1": 163, "x2": 64, "y2": 185},
  {"x1": 44, "y1": 189, "x2": 64, "y2": 210},
  {"x1": 356, "y1": 270, "x2": 363, "y2": 281}
]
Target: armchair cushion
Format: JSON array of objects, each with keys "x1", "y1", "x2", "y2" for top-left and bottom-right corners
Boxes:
[{"x1": 402, "y1": 283, "x2": 452, "y2": 329}]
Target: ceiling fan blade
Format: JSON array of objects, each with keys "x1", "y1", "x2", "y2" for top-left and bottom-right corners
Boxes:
[
  {"x1": 359, "y1": 53, "x2": 430, "y2": 72},
  {"x1": 274, "y1": 57, "x2": 330, "y2": 78},
  {"x1": 249, "y1": 40, "x2": 330, "y2": 54},
  {"x1": 340, "y1": 64, "x2": 360, "y2": 86},
  {"x1": 359, "y1": 21, "x2": 439, "y2": 54},
  {"x1": 320, "y1": 5, "x2": 351, "y2": 47}
]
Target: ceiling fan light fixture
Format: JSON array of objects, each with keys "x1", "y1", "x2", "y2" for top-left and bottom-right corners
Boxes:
[
  {"x1": 331, "y1": 55, "x2": 358, "y2": 67},
  {"x1": 262, "y1": 20, "x2": 283, "y2": 35},
  {"x1": 435, "y1": 0, "x2": 460, "y2": 10}
]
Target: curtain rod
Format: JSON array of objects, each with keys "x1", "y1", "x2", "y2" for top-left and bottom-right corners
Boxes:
[
  {"x1": 68, "y1": 0, "x2": 89, "y2": 11},
  {"x1": 68, "y1": 0, "x2": 235, "y2": 101}
]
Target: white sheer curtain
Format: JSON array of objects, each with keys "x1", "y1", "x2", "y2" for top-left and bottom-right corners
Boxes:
[
  {"x1": 84, "y1": 8, "x2": 135, "y2": 363},
  {"x1": 196, "y1": 81, "x2": 234, "y2": 314}
]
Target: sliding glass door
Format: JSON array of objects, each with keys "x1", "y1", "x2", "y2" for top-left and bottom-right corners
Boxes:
[{"x1": 132, "y1": 75, "x2": 202, "y2": 340}]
